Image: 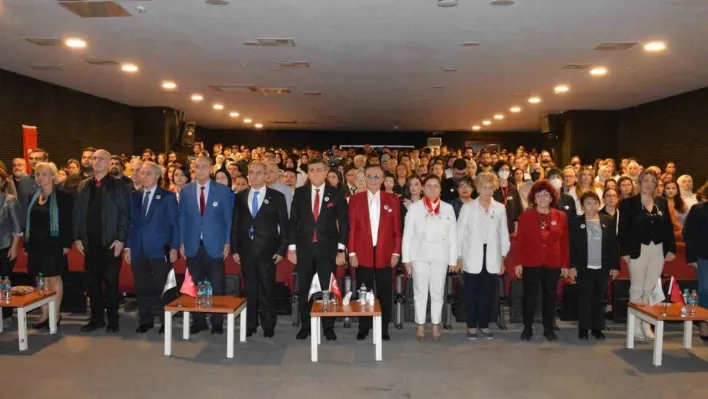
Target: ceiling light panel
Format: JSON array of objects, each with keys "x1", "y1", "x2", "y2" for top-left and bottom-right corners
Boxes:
[
  {"x1": 59, "y1": 1, "x2": 132, "y2": 18},
  {"x1": 278, "y1": 61, "x2": 310, "y2": 68},
  {"x1": 65, "y1": 38, "x2": 87, "y2": 48},
  {"x1": 84, "y1": 59, "x2": 119, "y2": 66},
  {"x1": 644, "y1": 41, "x2": 667, "y2": 52},
  {"x1": 562, "y1": 64, "x2": 593, "y2": 70},
  {"x1": 256, "y1": 38, "x2": 296, "y2": 47},
  {"x1": 23, "y1": 37, "x2": 65, "y2": 46},
  {"x1": 594, "y1": 42, "x2": 639, "y2": 51}
]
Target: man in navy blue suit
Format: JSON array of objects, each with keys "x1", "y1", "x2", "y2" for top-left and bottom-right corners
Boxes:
[
  {"x1": 179, "y1": 156, "x2": 233, "y2": 334},
  {"x1": 124, "y1": 161, "x2": 179, "y2": 334}
]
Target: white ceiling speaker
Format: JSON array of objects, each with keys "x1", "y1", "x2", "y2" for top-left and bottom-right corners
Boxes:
[{"x1": 438, "y1": 0, "x2": 459, "y2": 7}]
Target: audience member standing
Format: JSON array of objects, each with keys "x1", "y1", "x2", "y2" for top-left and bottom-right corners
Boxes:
[
  {"x1": 17, "y1": 148, "x2": 47, "y2": 218},
  {"x1": 683, "y1": 183, "x2": 708, "y2": 340},
  {"x1": 265, "y1": 161, "x2": 293, "y2": 215},
  {"x1": 0, "y1": 169, "x2": 22, "y2": 328}
]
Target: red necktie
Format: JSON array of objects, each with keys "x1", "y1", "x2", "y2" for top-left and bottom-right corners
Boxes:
[
  {"x1": 199, "y1": 186, "x2": 206, "y2": 217},
  {"x1": 312, "y1": 188, "x2": 320, "y2": 242}
]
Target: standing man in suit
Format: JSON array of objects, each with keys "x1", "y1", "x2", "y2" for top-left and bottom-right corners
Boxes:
[
  {"x1": 124, "y1": 161, "x2": 179, "y2": 334},
  {"x1": 74, "y1": 149, "x2": 131, "y2": 333},
  {"x1": 179, "y1": 155, "x2": 233, "y2": 334},
  {"x1": 348, "y1": 164, "x2": 402, "y2": 341},
  {"x1": 17, "y1": 148, "x2": 47, "y2": 218},
  {"x1": 287, "y1": 158, "x2": 349, "y2": 341},
  {"x1": 231, "y1": 161, "x2": 289, "y2": 338},
  {"x1": 547, "y1": 168, "x2": 577, "y2": 220}
]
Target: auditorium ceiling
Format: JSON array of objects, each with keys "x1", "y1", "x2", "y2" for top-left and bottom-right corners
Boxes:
[{"x1": 1, "y1": 0, "x2": 707, "y2": 132}]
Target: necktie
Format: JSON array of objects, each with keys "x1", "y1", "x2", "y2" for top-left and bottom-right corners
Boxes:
[
  {"x1": 199, "y1": 186, "x2": 206, "y2": 217},
  {"x1": 250, "y1": 191, "x2": 259, "y2": 239},
  {"x1": 142, "y1": 190, "x2": 151, "y2": 219},
  {"x1": 313, "y1": 188, "x2": 320, "y2": 242}
]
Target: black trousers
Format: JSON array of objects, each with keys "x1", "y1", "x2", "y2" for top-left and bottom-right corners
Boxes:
[
  {"x1": 297, "y1": 244, "x2": 336, "y2": 331},
  {"x1": 356, "y1": 266, "x2": 393, "y2": 334},
  {"x1": 131, "y1": 255, "x2": 171, "y2": 325},
  {"x1": 186, "y1": 242, "x2": 225, "y2": 326},
  {"x1": 86, "y1": 244, "x2": 122, "y2": 326},
  {"x1": 0, "y1": 247, "x2": 15, "y2": 320},
  {"x1": 242, "y1": 256, "x2": 277, "y2": 332},
  {"x1": 463, "y1": 246, "x2": 496, "y2": 329},
  {"x1": 576, "y1": 268, "x2": 608, "y2": 331},
  {"x1": 522, "y1": 266, "x2": 559, "y2": 332}
]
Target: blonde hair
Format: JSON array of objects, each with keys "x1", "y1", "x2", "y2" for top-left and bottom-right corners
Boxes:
[
  {"x1": 475, "y1": 171, "x2": 499, "y2": 190},
  {"x1": 34, "y1": 162, "x2": 58, "y2": 177}
]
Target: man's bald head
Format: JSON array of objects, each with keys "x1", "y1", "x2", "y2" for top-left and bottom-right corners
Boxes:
[{"x1": 92, "y1": 149, "x2": 112, "y2": 175}]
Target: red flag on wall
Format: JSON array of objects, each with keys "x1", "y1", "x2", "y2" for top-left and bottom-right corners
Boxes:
[{"x1": 22, "y1": 125, "x2": 38, "y2": 174}]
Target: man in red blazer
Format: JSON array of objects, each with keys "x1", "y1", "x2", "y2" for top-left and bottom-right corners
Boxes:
[{"x1": 348, "y1": 164, "x2": 402, "y2": 341}]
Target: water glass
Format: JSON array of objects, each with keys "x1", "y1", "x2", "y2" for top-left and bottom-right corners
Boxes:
[{"x1": 322, "y1": 290, "x2": 331, "y2": 311}]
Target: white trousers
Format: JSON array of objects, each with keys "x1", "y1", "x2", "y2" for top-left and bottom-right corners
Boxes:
[
  {"x1": 411, "y1": 260, "x2": 448, "y2": 325},
  {"x1": 628, "y1": 242, "x2": 665, "y2": 304}
]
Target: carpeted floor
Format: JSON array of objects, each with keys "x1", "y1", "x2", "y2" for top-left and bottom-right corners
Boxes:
[{"x1": 1, "y1": 311, "x2": 708, "y2": 399}]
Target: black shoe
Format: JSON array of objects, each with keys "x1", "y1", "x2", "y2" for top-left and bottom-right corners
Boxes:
[
  {"x1": 296, "y1": 328, "x2": 310, "y2": 340},
  {"x1": 357, "y1": 331, "x2": 369, "y2": 341},
  {"x1": 578, "y1": 330, "x2": 589, "y2": 340},
  {"x1": 106, "y1": 324, "x2": 120, "y2": 333},
  {"x1": 324, "y1": 329, "x2": 337, "y2": 341},
  {"x1": 158, "y1": 326, "x2": 165, "y2": 334},
  {"x1": 32, "y1": 319, "x2": 49, "y2": 330},
  {"x1": 246, "y1": 327, "x2": 257, "y2": 337},
  {"x1": 591, "y1": 330, "x2": 606, "y2": 341},
  {"x1": 211, "y1": 325, "x2": 224, "y2": 335},
  {"x1": 544, "y1": 331, "x2": 558, "y2": 341},
  {"x1": 80, "y1": 321, "x2": 106, "y2": 333},
  {"x1": 263, "y1": 330, "x2": 275, "y2": 339},
  {"x1": 136, "y1": 324, "x2": 154, "y2": 334},
  {"x1": 57, "y1": 316, "x2": 62, "y2": 327},
  {"x1": 520, "y1": 328, "x2": 533, "y2": 341},
  {"x1": 190, "y1": 324, "x2": 208, "y2": 335},
  {"x1": 382, "y1": 332, "x2": 391, "y2": 341}
]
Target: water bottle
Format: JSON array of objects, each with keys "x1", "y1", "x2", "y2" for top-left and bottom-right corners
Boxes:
[
  {"x1": 358, "y1": 283, "x2": 367, "y2": 305},
  {"x1": 196, "y1": 282, "x2": 204, "y2": 307},
  {"x1": 1, "y1": 276, "x2": 9, "y2": 302},
  {"x1": 690, "y1": 290, "x2": 699, "y2": 316},
  {"x1": 205, "y1": 280, "x2": 213, "y2": 308},
  {"x1": 36, "y1": 273, "x2": 45, "y2": 296},
  {"x1": 681, "y1": 289, "x2": 689, "y2": 317}
]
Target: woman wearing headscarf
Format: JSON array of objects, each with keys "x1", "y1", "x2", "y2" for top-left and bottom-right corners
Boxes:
[
  {"x1": 24, "y1": 162, "x2": 73, "y2": 329},
  {"x1": 677, "y1": 175, "x2": 698, "y2": 209}
]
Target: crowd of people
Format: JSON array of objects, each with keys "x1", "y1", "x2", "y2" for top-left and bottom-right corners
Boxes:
[{"x1": 0, "y1": 141, "x2": 706, "y2": 343}]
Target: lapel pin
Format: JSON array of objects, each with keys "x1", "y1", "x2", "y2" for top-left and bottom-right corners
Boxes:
[
  {"x1": 551, "y1": 220, "x2": 557, "y2": 226},
  {"x1": 564, "y1": 205, "x2": 569, "y2": 210},
  {"x1": 213, "y1": 201, "x2": 219, "y2": 207},
  {"x1": 264, "y1": 199, "x2": 270, "y2": 205},
  {"x1": 602, "y1": 224, "x2": 607, "y2": 228},
  {"x1": 155, "y1": 195, "x2": 161, "y2": 200},
  {"x1": 580, "y1": 224, "x2": 586, "y2": 229},
  {"x1": 384, "y1": 205, "x2": 389, "y2": 211},
  {"x1": 324, "y1": 196, "x2": 330, "y2": 202}
]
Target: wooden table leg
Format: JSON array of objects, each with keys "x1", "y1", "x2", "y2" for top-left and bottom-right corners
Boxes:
[
  {"x1": 17, "y1": 307, "x2": 28, "y2": 351},
  {"x1": 683, "y1": 320, "x2": 693, "y2": 349},
  {"x1": 239, "y1": 307, "x2": 247, "y2": 342},
  {"x1": 311, "y1": 316, "x2": 318, "y2": 362},
  {"x1": 183, "y1": 311, "x2": 190, "y2": 340},
  {"x1": 653, "y1": 320, "x2": 664, "y2": 367},
  {"x1": 227, "y1": 313, "x2": 235, "y2": 359},
  {"x1": 164, "y1": 311, "x2": 173, "y2": 357},
  {"x1": 48, "y1": 298, "x2": 57, "y2": 335},
  {"x1": 626, "y1": 308, "x2": 636, "y2": 349}
]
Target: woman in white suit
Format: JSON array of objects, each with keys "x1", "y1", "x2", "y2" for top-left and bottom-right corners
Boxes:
[
  {"x1": 402, "y1": 175, "x2": 457, "y2": 341},
  {"x1": 457, "y1": 172, "x2": 511, "y2": 340}
]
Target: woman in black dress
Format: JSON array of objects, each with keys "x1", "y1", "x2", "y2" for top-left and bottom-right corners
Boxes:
[{"x1": 25, "y1": 162, "x2": 73, "y2": 329}]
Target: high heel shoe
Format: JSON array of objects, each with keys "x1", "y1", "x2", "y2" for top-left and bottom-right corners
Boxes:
[
  {"x1": 32, "y1": 319, "x2": 49, "y2": 330},
  {"x1": 432, "y1": 324, "x2": 441, "y2": 341},
  {"x1": 416, "y1": 325, "x2": 425, "y2": 341}
]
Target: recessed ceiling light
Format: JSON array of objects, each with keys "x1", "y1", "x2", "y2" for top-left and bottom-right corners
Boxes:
[
  {"x1": 213, "y1": 103, "x2": 224, "y2": 110},
  {"x1": 191, "y1": 94, "x2": 203, "y2": 102},
  {"x1": 161, "y1": 81, "x2": 177, "y2": 90},
  {"x1": 121, "y1": 63, "x2": 138, "y2": 73},
  {"x1": 589, "y1": 66, "x2": 608, "y2": 76},
  {"x1": 643, "y1": 41, "x2": 667, "y2": 52},
  {"x1": 64, "y1": 38, "x2": 87, "y2": 49},
  {"x1": 243, "y1": 118, "x2": 252, "y2": 124},
  {"x1": 528, "y1": 96, "x2": 541, "y2": 104},
  {"x1": 482, "y1": 120, "x2": 492, "y2": 126},
  {"x1": 229, "y1": 111, "x2": 240, "y2": 118},
  {"x1": 254, "y1": 123, "x2": 263, "y2": 129},
  {"x1": 494, "y1": 114, "x2": 504, "y2": 120},
  {"x1": 438, "y1": 0, "x2": 458, "y2": 7},
  {"x1": 510, "y1": 106, "x2": 522, "y2": 113},
  {"x1": 554, "y1": 84, "x2": 570, "y2": 93},
  {"x1": 472, "y1": 125, "x2": 481, "y2": 131}
]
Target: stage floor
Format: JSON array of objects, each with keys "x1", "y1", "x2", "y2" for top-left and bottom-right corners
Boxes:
[{"x1": 2, "y1": 310, "x2": 708, "y2": 399}]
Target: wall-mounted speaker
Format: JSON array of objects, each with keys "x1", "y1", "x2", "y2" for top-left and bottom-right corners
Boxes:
[
  {"x1": 180, "y1": 121, "x2": 196, "y2": 147},
  {"x1": 540, "y1": 114, "x2": 562, "y2": 134},
  {"x1": 427, "y1": 137, "x2": 442, "y2": 148}
]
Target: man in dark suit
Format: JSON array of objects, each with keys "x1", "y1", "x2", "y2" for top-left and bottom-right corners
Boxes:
[
  {"x1": 231, "y1": 161, "x2": 289, "y2": 338},
  {"x1": 124, "y1": 161, "x2": 179, "y2": 334},
  {"x1": 17, "y1": 148, "x2": 47, "y2": 218},
  {"x1": 179, "y1": 155, "x2": 233, "y2": 334},
  {"x1": 546, "y1": 168, "x2": 577, "y2": 220},
  {"x1": 441, "y1": 159, "x2": 470, "y2": 204},
  {"x1": 287, "y1": 158, "x2": 349, "y2": 341}
]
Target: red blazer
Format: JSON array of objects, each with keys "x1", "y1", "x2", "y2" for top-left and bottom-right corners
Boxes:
[
  {"x1": 348, "y1": 190, "x2": 402, "y2": 268},
  {"x1": 512, "y1": 208, "x2": 569, "y2": 269}
]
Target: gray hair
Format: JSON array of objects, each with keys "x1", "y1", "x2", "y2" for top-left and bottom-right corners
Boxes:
[
  {"x1": 34, "y1": 162, "x2": 58, "y2": 177},
  {"x1": 475, "y1": 171, "x2": 499, "y2": 190},
  {"x1": 142, "y1": 161, "x2": 162, "y2": 176}
]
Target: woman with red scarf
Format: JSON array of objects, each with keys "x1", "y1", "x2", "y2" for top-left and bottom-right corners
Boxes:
[
  {"x1": 513, "y1": 179, "x2": 570, "y2": 342},
  {"x1": 402, "y1": 175, "x2": 457, "y2": 341}
]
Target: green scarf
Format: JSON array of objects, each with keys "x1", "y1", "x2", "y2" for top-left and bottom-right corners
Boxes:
[{"x1": 25, "y1": 188, "x2": 59, "y2": 243}]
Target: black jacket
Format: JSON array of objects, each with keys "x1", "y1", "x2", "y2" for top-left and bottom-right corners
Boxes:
[
  {"x1": 683, "y1": 202, "x2": 708, "y2": 263},
  {"x1": 231, "y1": 188, "x2": 289, "y2": 263},
  {"x1": 441, "y1": 177, "x2": 459, "y2": 204},
  {"x1": 493, "y1": 184, "x2": 523, "y2": 234},
  {"x1": 618, "y1": 195, "x2": 676, "y2": 259},
  {"x1": 25, "y1": 187, "x2": 74, "y2": 252},
  {"x1": 557, "y1": 193, "x2": 577, "y2": 221},
  {"x1": 569, "y1": 214, "x2": 620, "y2": 271},
  {"x1": 73, "y1": 175, "x2": 131, "y2": 247}
]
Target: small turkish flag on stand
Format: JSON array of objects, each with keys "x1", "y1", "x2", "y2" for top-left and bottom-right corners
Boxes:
[
  {"x1": 329, "y1": 273, "x2": 342, "y2": 301},
  {"x1": 668, "y1": 276, "x2": 684, "y2": 304},
  {"x1": 180, "y1": 269, "x2": 197, "y2": 297}
]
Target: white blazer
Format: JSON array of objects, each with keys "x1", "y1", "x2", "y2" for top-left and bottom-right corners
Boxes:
[
  {"x1": 401, "y1": 200, "x2": 457, "y2": 266},
  {"x1": 457, "y1": 199, "x2": 511, "y2": 274}
]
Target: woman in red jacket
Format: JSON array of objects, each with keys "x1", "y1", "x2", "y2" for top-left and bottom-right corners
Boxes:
[{"x1": 513, "y1": 179, "x2": 570, "y2": 342}]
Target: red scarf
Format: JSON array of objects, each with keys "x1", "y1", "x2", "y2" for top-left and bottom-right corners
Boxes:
[
  {"x1": 94, "y1": 177, "x2": 103, "y2": 188},
  {"x1": 423, "y1": 196, "x2": 441, "y2": 216}
]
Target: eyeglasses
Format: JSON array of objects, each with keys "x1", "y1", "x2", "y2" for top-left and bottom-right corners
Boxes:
[
  {"x1": 535, "y1": 192, "x2": 551, "y2": 199},
  {"x1": 366, "y1": 175, "x2": 382, "y2": 180}
]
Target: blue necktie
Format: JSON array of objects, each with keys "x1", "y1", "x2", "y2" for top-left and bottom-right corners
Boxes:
[
  {"x1": 250, "y1": 191, "x2": 259, "y2": 239},
  {"x1": 141, "y1": 190, "x2": 151, "y2": 219}
]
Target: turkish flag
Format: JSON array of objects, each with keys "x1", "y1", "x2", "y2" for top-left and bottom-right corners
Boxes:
[
  {"x1": 180, "y1": 269, "x2": 197, "y2": 297},
  {"x1": 668, "y1": 277, "x2": 684, "y2": 304},
  {"x1": 329, "y1": 272, "x2": 342, "y2": 301}
]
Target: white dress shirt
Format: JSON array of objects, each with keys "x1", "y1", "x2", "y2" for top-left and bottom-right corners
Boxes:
[
  {"x1": 368, "y1": 190, "x2": 381, "y2": 247},
  {"x1": 247, "y1": 185, "x2": 267, "y2": 215},
  {"x1": 288, "y1": 183, "x2": 344, "y2": 251}
]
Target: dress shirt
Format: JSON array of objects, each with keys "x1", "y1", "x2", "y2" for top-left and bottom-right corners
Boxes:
[
  {"x1": 142, "y1": 185, "x2": 157, "y2": 214},
  {"x1": 288, "y1": 183, "x2": 344, "y2": 251},
  {"x1": 248, "y1": 185, "x2": 267, "y2": 215},
  {"x1": 368, "y1": 190, "x2": 381, "y2": 247}
]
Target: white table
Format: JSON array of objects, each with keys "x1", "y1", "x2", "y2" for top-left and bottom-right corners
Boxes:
[
  {"x1": 310, "y1": 300, "x2": 383, "y2": 362},
  {"x1": 0, "y1": 291, "x2": 57, "y2": 351},
  {"x1": 164, "y1": 296, "x2": 247, "y2": 359},
  {"x1": 626, "y1": 302, "x2": 708, "y2": 367}
]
